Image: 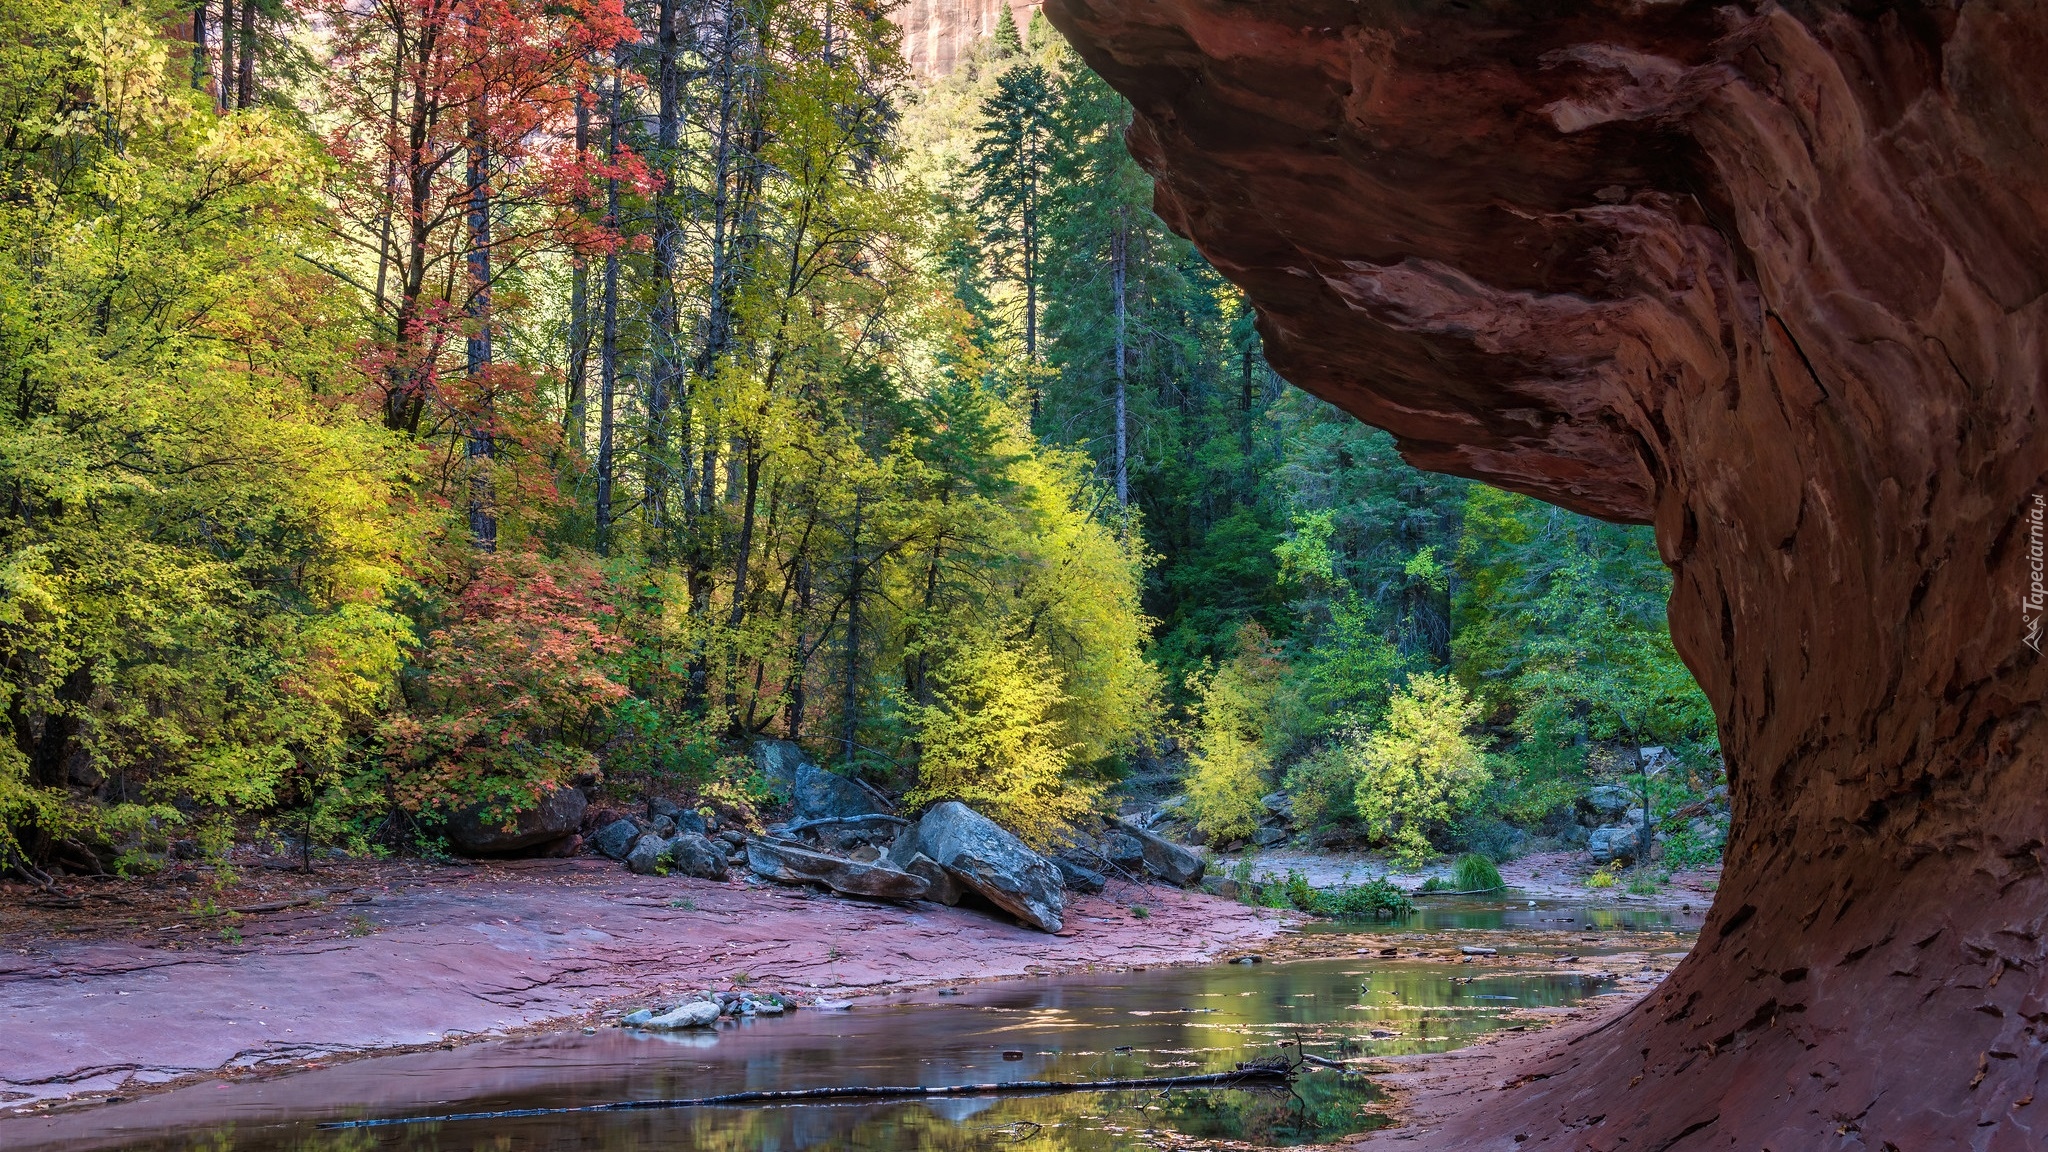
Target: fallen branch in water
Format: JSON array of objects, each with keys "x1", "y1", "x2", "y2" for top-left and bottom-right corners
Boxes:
[{"x1": 319, "y1": 1062, "x2": 1299, "y2": 1129}]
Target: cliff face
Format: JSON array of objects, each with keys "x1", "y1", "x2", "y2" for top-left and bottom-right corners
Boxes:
[
  {"x1": 895, "y1": 0, "x2": 1039, "y2": 78},
  {"x1": 1042, "y1": 0, "x2": 2048, "y2": 1145}
]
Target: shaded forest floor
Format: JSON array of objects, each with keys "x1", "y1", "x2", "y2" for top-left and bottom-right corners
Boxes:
[{"x1": 0, "y1": 857, "x2": 1283, "y2": 1112}]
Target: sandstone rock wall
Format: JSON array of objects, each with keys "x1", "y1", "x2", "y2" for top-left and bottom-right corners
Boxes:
[
  {"x1": 895, "y1": 0, "x2": 1039, "y2": 78},
  {"x1": 1043, "y1": 0, "x2": 2048, "y2": 1145}
]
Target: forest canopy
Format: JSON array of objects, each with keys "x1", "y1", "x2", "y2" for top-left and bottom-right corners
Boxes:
[{"x1": 0, "y1": 0, "x2": 1717, "y2": 880}]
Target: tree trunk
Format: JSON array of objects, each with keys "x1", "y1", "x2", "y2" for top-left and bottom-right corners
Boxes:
[
  {"x1": 1110, "y1": 221, "x2": 1128, "y2": 514},
  {"x1": 564, "y1": 87, "x2": 590, "y2": 453},
  {"x1": 190, "y1": 1, "x2": 207, "y2": 91},
  {"x1": 234, "y1": 0, "x2": 254, "y2": 108},
  {"x1": 839, "y1": 493, "x2": 864, "y2": 766},
  {"x1": 593, "y1": 52, "x2": 623, "y2": 555},
  {"x1": 1045, "y1": 1, "x2": 2048, "y2": 1145},
  {"x1": 464, "y1": 133, "x2": 495, "y2": 553},
  {"x1": 215, "y1": 0, "x2": 233, "y2": 114},
  {"x1": 645, "y1": 0, "x2": 684, "y2": 549}
]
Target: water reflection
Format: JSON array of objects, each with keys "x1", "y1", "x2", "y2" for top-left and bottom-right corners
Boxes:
[
  {"x1": 17, "y1": 954, "x2": 1624, "y2": 1151},
  {"x1": 1296, "y1": 892, "x2": 1707, "y2": 934}
]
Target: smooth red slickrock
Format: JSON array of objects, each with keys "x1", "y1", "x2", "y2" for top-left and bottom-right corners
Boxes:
[
  {"x1": 0, "y1": 862, "x2": 1278, "y2": 1108},
  {"x1": 1041, "y1": 0, "x2": 2046, "y2": 1146}
]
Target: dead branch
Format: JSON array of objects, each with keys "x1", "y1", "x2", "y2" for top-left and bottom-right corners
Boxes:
[{"x1": 321, "y1": 1061, "x2": 1300, "y2": 1129}]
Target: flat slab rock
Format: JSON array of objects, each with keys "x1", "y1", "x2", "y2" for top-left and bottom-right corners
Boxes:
[
  {"x1": 0, "y1": 861, "x2": 1281, "y2": 1116},
  {"x1": 744, "y1": 839, "x2": 928, "y2": 901}
]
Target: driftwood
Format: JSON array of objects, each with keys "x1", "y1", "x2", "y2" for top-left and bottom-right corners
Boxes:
[
  {"x1": 320, "y1": 1062, "x2": 1298, "y2": 1130},
  {"x1": 780, "y1": 813, "x2": 911, "y2": 835}
]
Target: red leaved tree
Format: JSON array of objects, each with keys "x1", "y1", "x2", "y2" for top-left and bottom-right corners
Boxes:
[{"x1": 310, "y1": 0, "x2": 644, "y2": 546}]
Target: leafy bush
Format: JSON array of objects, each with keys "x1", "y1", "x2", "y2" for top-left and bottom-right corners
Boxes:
[
  {"x1": 1317, "y1": 876, "x2": 1414, "y2": 920},
  {"x1": 1585, "y1": 863, "x2": 1620, "y2": 889},
  {"x1": 1417, "y1": 876, "x2": 1450, "y2": 893},
  {"x1": 1185, "y1": 625, "x2": 1283, "y2": 842},
  {"x1": 379, "y1": 552, "x2": 627, "y2": 825},
  {"x1": 904, "y1": 630, "x2": 1100, "y2": 849},
  {"x1": 1452, "y1": 853, "x2": 1503, "y2": 892},
  {"x1": 1352, "y1": 673, "x2": 1491, "y2": 865}
]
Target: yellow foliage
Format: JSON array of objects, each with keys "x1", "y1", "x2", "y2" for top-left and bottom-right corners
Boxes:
[{"x1": 905, "y1": 631, "x2": 1101, "y2": 849}]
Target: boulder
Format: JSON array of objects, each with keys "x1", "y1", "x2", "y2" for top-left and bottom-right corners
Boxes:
[
  {"x1": 643, "y1": 1000, "x2": 721, "y2": 1029},
  {"x1": 591, "y1": 818, "x2": 644, "y2": 861},
  {"x1": 1053, "y1": 856, "x2": 1106, "y2": 894},
  {"x1": 793, "y1": 762, "x2": 887, "y2": 822},
  {"x1": 668, "y1": 832, "x2": 729, "y2": 880},
  {"x1": 1101, "y1": 831, "x2": 1145, "y2": 869},
  {"x1": 1260, "y1": 792, "x2": 1294, "y2": 821},
  {"x1": 905, "y1": 852, "x2": 966, "y2": 904},
  {"x1": 1252, "y1": 823, "x2": 1288, "y2": 848},
  {"x1": 1582, "y1": 786, "x2": 1634, "y2": 822},
  {"x1": 625, "y1": 835, "x2": 667, "y2": 875},
  {"x1": 445, "y1": 786, "x2": 588, "y2": 855},
  {"x1": 750, "y1": 738, "x2": 808, "y2": 796},
  {"x1": 914, "y1": 801, "x2": 1065, "y2": 932},
  {"x1": 1110, "y1": 819, "x2": 1206, "y2": 886},
  {"x1": 1589, "y1": 824, "x2": 1642, "y2": 866},
  {"x1": 744, "y1": 838, "x2": 929, "y2": 901}
]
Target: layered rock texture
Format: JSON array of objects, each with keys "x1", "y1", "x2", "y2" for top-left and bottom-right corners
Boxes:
[
  {"x1": 895, "y1": 0, "x2": 1039, "y2": 78},
  {"x1": 1043, "y1": 0, "x2": 2047, "y2": 1145}
]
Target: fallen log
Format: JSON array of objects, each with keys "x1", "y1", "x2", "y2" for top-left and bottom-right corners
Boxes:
[{"x1": 320, "y1": 1063, "x2": 1299, "y2": 1129}]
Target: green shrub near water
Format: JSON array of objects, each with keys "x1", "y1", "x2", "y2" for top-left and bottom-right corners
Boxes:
[
  {"x1": 1316, "y1": 877, "x2": 1415, "y2": 920},
  {"x1": 1452, "y1": 853, "x2": 1504, "y2": 892}
]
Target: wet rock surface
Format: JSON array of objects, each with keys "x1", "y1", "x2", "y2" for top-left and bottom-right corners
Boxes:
[{"x1": 1043, "y1": 0, "x2": 2048, "y2": 1143}]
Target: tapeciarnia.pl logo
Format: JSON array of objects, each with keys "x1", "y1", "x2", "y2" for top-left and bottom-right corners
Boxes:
[{"x1": 2027, "y1": 493, "x2": 2045, "y2": 654}]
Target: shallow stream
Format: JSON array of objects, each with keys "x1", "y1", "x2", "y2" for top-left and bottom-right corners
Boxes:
[{"x1": 16, "y1": 895, "x2": 1696, "y2": 1151}]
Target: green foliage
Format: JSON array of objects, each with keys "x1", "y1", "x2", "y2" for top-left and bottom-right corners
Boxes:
[
  {"x1": 1452, "y1": 853, "x2": 1504, "y2": 892},
  {"x1": 1316, "y1": 876, "x2": 1414, "y2": 920},
  {"x1": 1347, "y1": 674, "x2": 1491, "y2": 865},
  {"x1": 1184, "y1": 625, "x2": 1282, "y2": 842}
]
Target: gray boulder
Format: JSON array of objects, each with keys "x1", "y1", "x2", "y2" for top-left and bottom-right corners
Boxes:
[
  {"x1": 445, "y1": 786, "x2": 588, "y2": 855},
  {"x1": 592, "y1": 819, "x2": 644, "y2": 861},
  {"x1": 1053, "y1": 856, "x2": 1106, "y2": 894},
  {"x1": 649, "y1": 799, "x2": 707, "y2": 837},
  {"x1": 1102, "y1": 831, "x2": 1145, "y2": 869},
  {"x1": 1582, "y1": 786, "x2": 1634, "y2": 822},
  {"x1": 793, "y1": 762, "x2": 887, "y2": 822},
  {"x1": 751, "y1": 738, "x2": 808, "y2": 796},
  {"x1": 643, "y1": 1000, "x2": 721, "y2": 1029},
  {"x1": 625, "y1": 835, "x2": 668, "y2": 875},
  {"x1": 1260, "y1": 792, "x2": 1294, "y2": 821},
  {"x1": 1252, "y1": 823, "x2": 1288, "y2": 848},
  {"x1": 668, "y1": 832, "x2": 729, "y2": 880},
  {"x1": 745, "y1": 838, "x2": 929, "y2": 901},
  {"x1": 905, "y1": 852, "x2": 966, "y2": 905},
  {"x1": 1110, "y1": 819, "x2": 1205, "y2": 886},
  {"x1": 915, "y1": 801, "x2": 1065, "y2": 932},
  {"x1": 1589, "y1": 823, "x2": 1642, "y2": 865}
]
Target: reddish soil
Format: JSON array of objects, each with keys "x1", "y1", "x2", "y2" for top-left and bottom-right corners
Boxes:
[{"x1": 0, "y1": 857, "x2": 1283, "y2": 1111}]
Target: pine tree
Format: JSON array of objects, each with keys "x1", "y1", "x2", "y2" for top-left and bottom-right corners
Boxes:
[{"x1": 967, "y1": 62, "x2": 1057, "y2": 416}]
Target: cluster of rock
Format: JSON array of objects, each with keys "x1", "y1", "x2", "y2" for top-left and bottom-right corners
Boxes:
[
  {"x1": 621, "y1": 990, "x2": 792, "y2": 1030},
  {"x1": 740, "y1": 741, "x2": 1207, "y2": 933},
  {"x1": 441, "y1": 739, "x2": 1212, "y2": 936},
  {"x1": 587, "y1": 799, "x2": 746, "y2": 880},
  {"x1": 1575, "y1": 783, "x2": 1729, "y2": 866}
]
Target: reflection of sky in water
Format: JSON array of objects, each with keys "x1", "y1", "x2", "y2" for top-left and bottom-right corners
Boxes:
[{"x1": 46, "y1": 938, "x2": 1637, "y2": 1152}]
